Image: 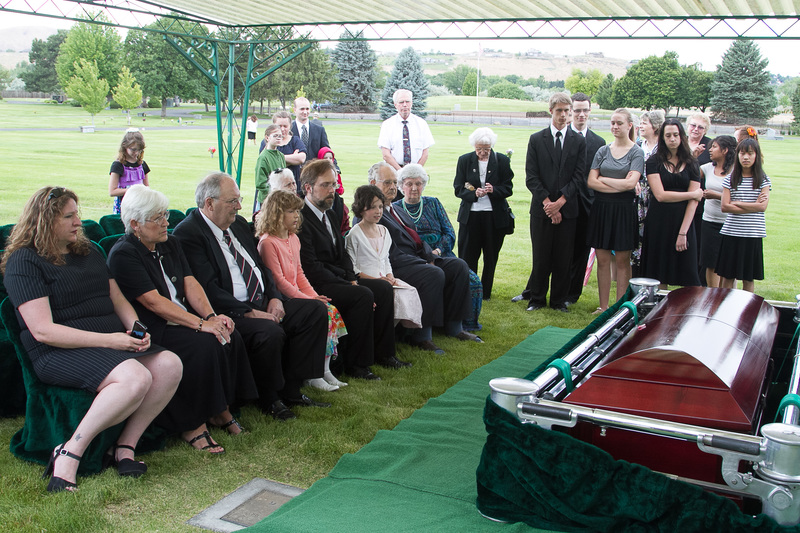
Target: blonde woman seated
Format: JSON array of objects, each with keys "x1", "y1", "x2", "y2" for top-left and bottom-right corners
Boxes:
[
  {"x1": 345, "y1": 185, "x2": 423, "y2": 330},
  {"x1": 256, "y1": 190, "x2": 347, "y2": 391}
]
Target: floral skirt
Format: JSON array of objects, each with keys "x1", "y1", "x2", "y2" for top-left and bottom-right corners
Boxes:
[{"x1": 326, "y1": 302, "x2": 347, "y2": 360}]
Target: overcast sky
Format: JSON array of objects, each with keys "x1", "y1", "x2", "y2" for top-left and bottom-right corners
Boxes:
[{"x1": 3, "y1": 11, "x2": 796, "y2": 77}]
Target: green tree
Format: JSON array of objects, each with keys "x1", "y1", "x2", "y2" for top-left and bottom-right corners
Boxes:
[
  {"x1": 124, "y1": 19, "x2": 211, "y2": 118},
  {"x1": 20, "y1": 30, "x2": 67, "y2": 93},
  {"x1": 791, "y1": 84, "x2": 800, "y2": 126},
  {"x1": 260, "y1": 44, "x2": 340, "y2": 110},
  {"x1": 331, "y1": 30, "x2": 377, "y2": 110},
  {"x1": 676, "y1": 64, "x2": 714, "y2": 113},
  {"x1": 462, "y1": 72, "x2": 477, "y2": 97},
  {"x1": 443, "y1": 64, "x2": 477, "y2": 95},
  {"x1": 0, "y1": 66, "x2": 11, "y2": 90},
  {"x1": 487, "y1": 81, "x2": 528, "y2": 100},
  {"x1": 612, "y1": 52, "x2": 681, "y2": 111},
  {"x1": 64, "y1": 58, "x2": 109, "y2": 126},
  {"x1": 380, "y1": 47, "x2": 429, "y2": 119},
  {"x1": 711, "y1": 39, "x2": 777, "y2": 122},
  {"x1": 594, "y1": 73, "x2": 615, "y2": 110},
  {"x1": 565, "y1": 68, "x2": 603, "y2": 98},
  {"x1": 56, "y1": 14, "x2": 121, "y2": 94},
  {"x1": 112, "y1": 66, "x2": 143, "y2": 125}
]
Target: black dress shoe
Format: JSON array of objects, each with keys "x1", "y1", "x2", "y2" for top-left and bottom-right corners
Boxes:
[
  {"x1": 283, "y1": 394, "x2": 332, "y2": 408},
  {"x1": 377, "y1": 356, "x2": 412, "y2": 369},
  {"x1": 347, "y1": 366, "x2": 382, "y2": 380},
  {"x1": 551, "y1": 305, "x2": 569, "y2": 313},
  {"x1": 526, "y1": 303, "x2": 545, "y2": 311},
  {"x1": 409, "y1": 339, "x2": 445, "y2": 355},
  {"x1": 511, "y1": 294, "x2": 525, "y2": 303},
  {"x1": 454, "y1": 331, "x2": 484, "y2": 343},
  {"x1": 265, "y1": 400, "x2": 297, "y2": 421}
]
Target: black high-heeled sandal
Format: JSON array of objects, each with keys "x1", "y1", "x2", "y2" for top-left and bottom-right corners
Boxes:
[
  {"x1": 107, "y1": 444, "x2": 147, "y2": 478},
  {"x1": 43, "y1": 443, "x2": 81, "y2": 493}
]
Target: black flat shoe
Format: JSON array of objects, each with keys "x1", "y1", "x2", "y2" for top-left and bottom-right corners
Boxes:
[
  {"x1": 43, "y1": 443, "x2": 81, "y2": 493},
  {"x1": 376, "y1": 356, "x2": 412, "y2": 369},
  {"x1": 347, "y1": 366, "x2": 382, "y2": 380},
  {"x1": 107, "y1": 444, "x2": 147, "y2": 478},
  {"x1": 283, "y1": 394, "x2": 331, "y2": 408},
  {"x1": 185, "y1": 431, "x2": 225, "y2": 454},
  {"x1": 216, "y1": 417, "x2": 246, "y2": 435},
  {"x1": 265, "y1": 400, "x2": 297, "y2": 421}
]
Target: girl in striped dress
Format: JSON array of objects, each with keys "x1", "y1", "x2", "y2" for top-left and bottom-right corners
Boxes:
[{"x1": 715, "y1": 138, "x2": 771, "y2": 292}]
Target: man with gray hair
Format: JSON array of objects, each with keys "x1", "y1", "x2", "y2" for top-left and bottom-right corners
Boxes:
[
  {"x1": 173, "y1": 172, "x2": 331, "y2": 421},
  {"x1": 378, "y1": 89, "x2": 435, "y2": 170}
]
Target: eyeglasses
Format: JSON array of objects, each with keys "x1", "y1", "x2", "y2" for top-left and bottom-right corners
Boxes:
[
  {"x1": 688, "y1": 123, "x2": 706, "y2": 131},
  {"x1": 47, "y1": 187, "x2": 66, "y2": 202},
  {"x1": 146, "y1": 211, "x2": 170, "y2": 225},
  {"x1": 316, "y1": 182, "x2": 337, "y2": 190},
  {"x1": 215, "y1": 196, "x2": 243, "y2": 206}
]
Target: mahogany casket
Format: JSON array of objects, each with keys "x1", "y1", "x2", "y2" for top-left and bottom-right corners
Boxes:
[{"x1": 564, "y1": 287, "x2": 779, "y2": 484}]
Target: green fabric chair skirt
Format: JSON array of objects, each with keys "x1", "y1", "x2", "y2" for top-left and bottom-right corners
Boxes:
[{"x1": 476, "y1": 293, "x2": 797, "y2": 532}]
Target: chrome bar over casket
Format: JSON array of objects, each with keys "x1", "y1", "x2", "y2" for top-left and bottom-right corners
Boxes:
[{"x1": 490, "y1": 283, "x2": 800, "y2": 526}]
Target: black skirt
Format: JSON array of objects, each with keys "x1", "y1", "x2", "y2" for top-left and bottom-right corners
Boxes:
[
  {"x1": 699, "y1": 220, "x2": 724, "y2": 270},
  {"x1": 715, "y1": 235, "x2": 764, "y2": 281},
  {"x1": 586, "y1": 197, "x2": 637, "y2": 252}
]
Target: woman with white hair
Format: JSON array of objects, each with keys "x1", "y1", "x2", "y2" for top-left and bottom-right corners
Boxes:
[
  {"x1": 396, "y1": 163, "x2": 484, "y2": 331},
  {"x1": 108, "y1": 184, "x2": 258, "y2": 454},
  {"x1": 268, "y1": 168, "x2": 297, "y2": 196},
  {"x1": 453, "y1": 127, "x2": 514, "y2": 302}
]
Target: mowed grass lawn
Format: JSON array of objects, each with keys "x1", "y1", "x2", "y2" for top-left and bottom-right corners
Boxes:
[{"x1": 0, "y1": 99, "x2": 798, "y2": 532}]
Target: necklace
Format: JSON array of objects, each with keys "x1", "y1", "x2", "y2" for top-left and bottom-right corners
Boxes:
[{"x1": 402, "y1": 198, "x2": 424, "y2": 224}]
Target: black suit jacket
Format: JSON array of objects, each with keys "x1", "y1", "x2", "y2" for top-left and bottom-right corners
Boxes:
[
  {"x1": 378, "y1": 206, "x2": 435, "y2": 268},
  {"x1": 454, "y1": 150, "x2": 514, "y2": 227},
  {"x1": 172, "y1": 210, "x2": 282, "y2": 317},
  {"x1": 298, "y1": 203, "x2": 356, "y2": 286},
  {"x1": 291, "y1": 120, "x2": 329, "y2": 161},
  {"x1": 525, "y1": 126, "x2": 586, "y2": 219},
  {"x1": 575, "y1": 129, "x2": 607, "y2": 214}
]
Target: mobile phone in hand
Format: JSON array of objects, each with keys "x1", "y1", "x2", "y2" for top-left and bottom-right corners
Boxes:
[{"x1": 131, "y1": 320, "x2": 148, "y2": 340}]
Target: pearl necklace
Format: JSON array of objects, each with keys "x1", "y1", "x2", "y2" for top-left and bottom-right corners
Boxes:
[{"x1": 402, "y1": 198, "x2": 424, "y2": 224}]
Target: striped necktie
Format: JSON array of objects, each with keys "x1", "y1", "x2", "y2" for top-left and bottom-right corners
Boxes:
[{"x1": 223, "y1": 230, "x2": 263, "y2": 306}]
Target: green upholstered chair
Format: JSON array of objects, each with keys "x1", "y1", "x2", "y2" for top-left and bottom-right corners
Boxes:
[
  {"x1": 0, "y1": 224, "x2": 14, "y2": 248},
  {"x1": 1, "y1": 297, "x2": 124, "y2": 473},
  {"x1": 98, "y1": 234, "x2": 124, "y2": 257},
  {"x1": 185, "y1": 207, "x2": 197, "y2": 217},
  {"x1": 99, "y1": 214, "x2": 125, "y2": 237},
  {"x1": 167, "y1": 209, "x2": 186, "y2": 229},
  {"x1": 81, "y1": 220, "x2": 107, "y2": 243}
]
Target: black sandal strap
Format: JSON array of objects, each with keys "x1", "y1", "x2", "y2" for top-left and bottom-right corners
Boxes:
[
  {"x1": 57, "y1": 447, "x2": 82, "y2": 462},
  {"x1": 116, "y1": 444, "x2": 137, "y2": 453},
  {"x1": 220, "y1": 418, "x2": 245, "y2": 433},
  {"x1": 188, "y1": 430, "x2": 216, "y2": 449}
]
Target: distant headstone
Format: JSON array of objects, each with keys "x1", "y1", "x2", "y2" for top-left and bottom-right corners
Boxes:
[{"x1": 763, "y1": 128, "x2": 783, "y2": 140}]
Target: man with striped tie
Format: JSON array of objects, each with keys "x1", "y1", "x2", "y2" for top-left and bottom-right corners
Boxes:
[
  {"x1": 174, "y1": 172, "x2": 330, "y2": 422},
  {"x1": 378, "y1": 89, "x2": 435, "y2": 171}
]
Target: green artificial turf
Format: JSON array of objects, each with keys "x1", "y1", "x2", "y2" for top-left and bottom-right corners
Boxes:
[{"x1": 0, "y1": 99, "x2": 797, "y2": 531}]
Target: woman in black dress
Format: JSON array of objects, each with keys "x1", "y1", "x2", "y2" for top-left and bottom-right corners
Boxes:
[
  {"x1": 640, "y1": 119, "x2": 704, "y2": 288},
  {"x1": 1, "y1": 187, "x2": 182, "y2": 492},
  {"x1": 108, "y1": 185, "x2": 258, "y2": 454}
]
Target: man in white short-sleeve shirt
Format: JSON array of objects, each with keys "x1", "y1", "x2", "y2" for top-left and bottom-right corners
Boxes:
[{"x1": 378, "y1": 89, "x2": 435, "y2": 170}]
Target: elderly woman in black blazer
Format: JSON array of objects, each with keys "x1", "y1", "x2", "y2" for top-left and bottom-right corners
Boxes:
[
  {"x1": 453, "y1": 127, "x2": 514, "y2": 300},
  {"x1": 108, "y1": 185, "x2": 258, "y2": 454}
]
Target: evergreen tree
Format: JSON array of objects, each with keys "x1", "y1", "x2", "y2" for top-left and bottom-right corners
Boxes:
[
  {"x1": 56, "y1": 13, "x2": 122, "y2": 93},
  {"x1": 112, "y1": 66, "x2": 143, "y2": 125},
  {"x1": 379, "y1": 47, "x2": 429, "y2": 120},
  {"x1": 710, "y1": 39, "x2": 776, "y2": 122},
  {"x1": 594, "y1": 73, "x2": 615, "y2": 110},
  {"x1": 331, "y1": 30, "x2": 377, "y2": 110},
  {"x1": 791, "y1": 84, "x2": 800, "y2": 126},
  {"x1": 21, "y1": 30, "x2": 67, "y2": 93},
  {"x1": 64, "y1": 59, "x2": 109, "y2": 126},
  {"x1": 462, "y1": 72, "x2": 477, "y2": 97}
]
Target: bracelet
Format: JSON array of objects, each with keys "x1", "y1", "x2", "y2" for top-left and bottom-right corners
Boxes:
[
  {"x1": 678, "y1": 233, "x2": 687, "y2": 236},
  {"x1": 196, "y1": 318, "x2": 204, "y2": 332},
  {"x1": 204, "y1": 313, "x2": 217, "y2": 320}
]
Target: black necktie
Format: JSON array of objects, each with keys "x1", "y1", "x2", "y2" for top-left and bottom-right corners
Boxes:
[
  {"x1": 402, "y1": 120, "x2": 411, "y2": 166},
  {"x1": 554, "y1": 131, "x2": 563, "y2": 166},
  {"x1": 223, "y1": 230, "x2": 263, "y2": 306}
]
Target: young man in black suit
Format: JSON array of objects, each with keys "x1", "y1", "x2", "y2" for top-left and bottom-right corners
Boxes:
[
  {"x1": 292, "y1": 97, "x2": 329, "y2": 162},
  {"x1": 519, "y1": 93, "x2": 586, "y2": 312},
  {"x1": 565, "y1": 92, "x2": 607, "y2": 305},
  {"x1": 297, "y1": 158, "x2": 407, "y2": 377},
  {"x1": 173, "y1": 172, "x2": 330, "y2": 421}
]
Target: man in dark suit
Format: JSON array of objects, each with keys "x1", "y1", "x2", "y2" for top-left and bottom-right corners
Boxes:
[
  {"x1": 298, "y1": 159, "x2": 406, "y2": 377},
  {"x1": 519, "y1": 93, "x2": 586, "y2": 312},
  {"x1": 565, "y1": 92, "x2": 606, "y2": 305},
  {"x1": 292, "y1": 97, "x2": 329, "y2": 163},
  {"x1": 368, "y1": 162, "x2": 482, "y2": 354},
  {"x1": 173, "y1": 172, "x2": 330, "y2": 421}
]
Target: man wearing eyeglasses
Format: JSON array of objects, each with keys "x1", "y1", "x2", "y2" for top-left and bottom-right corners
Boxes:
[{"x1": 173, "y1": 172, "x2": 331, "y2": 422}]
